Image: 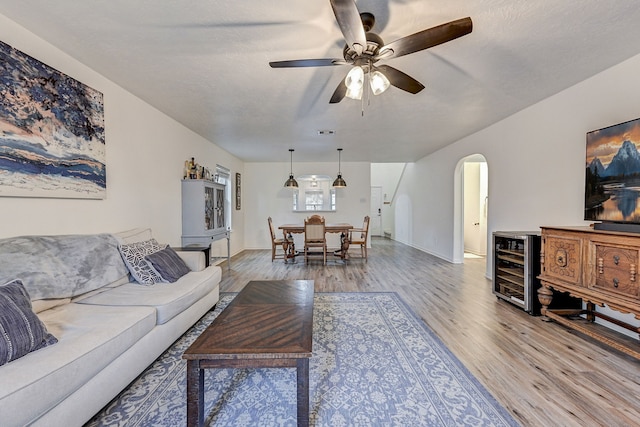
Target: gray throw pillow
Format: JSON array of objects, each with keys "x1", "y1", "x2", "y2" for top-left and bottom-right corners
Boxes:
[
  {"x1": 118, "y1": 239, "x2": 166, "y2": 284},
  {"x1": 0, "y1": 279, "x2": 58, "y2": 366},
  {"x1": 145, "y1": 247, "x2": 191, "y2": 283}
]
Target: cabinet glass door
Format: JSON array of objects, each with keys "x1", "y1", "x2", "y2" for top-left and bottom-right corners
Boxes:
[
  {"x1": 214, "y1": 187, "x2": 225, "y2": 230},
  {"x1": 204, "y1": 186, "x2": 214, "y2": 231}
]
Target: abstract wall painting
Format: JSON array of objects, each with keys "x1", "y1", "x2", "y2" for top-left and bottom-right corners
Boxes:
[{"x1": 0, "y1": 40, "x2": 106, "y2": 199}]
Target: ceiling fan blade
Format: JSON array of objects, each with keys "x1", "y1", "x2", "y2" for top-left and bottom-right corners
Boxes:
[
  {"x1": 330, "y1": 0, "x2": 367, "y2": 55},
  {"x1": 269, "y1": 59, "x2": 346, "y2": 68},
  {"x1": 376, "y1": 17, "x2": 472, "y2": 61},
  {"x1": 376, "y1": 65, "x2": 425, "y2": 94},
  {"x1": 329, "y1": 78, "x2": 348, "y2": 103}
]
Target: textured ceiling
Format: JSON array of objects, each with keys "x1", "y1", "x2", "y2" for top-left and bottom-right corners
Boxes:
[{"x1": 1, "y1": 0, "x2": 640, "y2": 162}]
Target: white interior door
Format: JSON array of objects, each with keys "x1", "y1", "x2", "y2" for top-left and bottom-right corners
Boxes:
[
  {"x1": 370, "y1": 186, "x2": 382, "y2": 237},
  {"x1": 463, "y1": 162, "x2": 488, "y2": 256}
]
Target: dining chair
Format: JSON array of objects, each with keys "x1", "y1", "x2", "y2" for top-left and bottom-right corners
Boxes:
[
  {"x1": 348, "y1": 215, "x2": 370, "y2": 261},
  {"x1": 267, "y1": 217, "x2": 289, "y2": 262},
  {"x1": 304, "y1": 214, "x2": 326, "y2": 265}
]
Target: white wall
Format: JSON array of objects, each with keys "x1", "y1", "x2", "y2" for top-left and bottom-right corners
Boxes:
[
  {"x1": 243, "y1": 161, "x2": 370, "y2": 250},
  {"x1": 396, "y1": 51, "x2": 640, "y2": 271},
  {"x1": 0, "y1": 13, "x2": 245, "y2": 254}
]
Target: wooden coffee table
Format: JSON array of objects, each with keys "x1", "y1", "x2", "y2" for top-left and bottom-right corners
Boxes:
[{"x1": 183, "y1": 280, "x2": 314, "y2": 426}]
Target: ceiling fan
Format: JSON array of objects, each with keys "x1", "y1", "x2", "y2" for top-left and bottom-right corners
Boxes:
[{"x1": 269, "y1": 0, "x2": 472, "y2": 103}]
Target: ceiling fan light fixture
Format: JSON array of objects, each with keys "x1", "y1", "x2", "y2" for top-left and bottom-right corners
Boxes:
[
  {"x1": 370, "y1": 70, "x2": 390, "y2": 95},
  {"x1": 268, "y1": 5, "x2": 473, "y2": 106},
  {"x1": 345, "y1": 66, "x2": 364, "y2": 91},
  {"x1": 345, "y1": 84, "x2": 363, "y2": 100}
]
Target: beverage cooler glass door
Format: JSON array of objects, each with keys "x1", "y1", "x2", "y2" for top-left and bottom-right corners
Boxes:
[{"x1": 493, "y1": 232, "x2": 541, "y2": 314}]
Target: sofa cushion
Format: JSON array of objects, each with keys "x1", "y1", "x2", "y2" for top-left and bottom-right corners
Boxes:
[
  {"x1": 77, "y1": 266, "x2": 221, "y2": 324},
  {"x1": 174, "y1": 250, "x2": 206, "y2": 272},
  {"x1": 32, "y1": 298, "x2": 71, "y2": 313},
  {"x1": 69, "y1": 275, "x2": 131, "y2": 304},
  {"x1": 145, "y1": 246, "x2": 191, "y2": 282},
  {"x1": 0, "y1": 279, "x2": 58, "y2": 366},
  {"x1": 0, "y1": 303, "x2": 156, "y2": 427},
  {"x1": 118, "y1": 238, "x2": 166, "y2": 284}
]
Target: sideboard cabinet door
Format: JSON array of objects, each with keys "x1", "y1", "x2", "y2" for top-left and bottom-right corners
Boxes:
[{"x1": 542, "y1": 232, "x2": 584, "y2": 287}]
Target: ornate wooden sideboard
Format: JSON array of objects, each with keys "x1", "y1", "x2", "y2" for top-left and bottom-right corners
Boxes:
[{"x1": 538, "y1": 226, "x2": 640, "y2": 358}]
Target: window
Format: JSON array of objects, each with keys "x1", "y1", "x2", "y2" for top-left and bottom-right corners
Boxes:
[
  {"x1": 291, "y1": 175, "x2": 337, "y2": 212},
  {"x1": 305, "y1": 190, "x2": 323, "y2": 211},
  {"x1": 215, "y1": 164, "x2": 231, "y2": 230}
]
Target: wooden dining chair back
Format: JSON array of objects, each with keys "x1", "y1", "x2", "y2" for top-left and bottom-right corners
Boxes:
[
  {"x1": 304, "y1": 214, "x2": 327, "y2": 264},
  {"x1": 348, "y1": 215, "x2": 370, "y2": 261},
  {"x1": 267, "y1": 217, "x2": 288, "y2": 262}
]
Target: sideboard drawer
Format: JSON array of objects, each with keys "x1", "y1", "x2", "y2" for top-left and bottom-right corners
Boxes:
[
  {"x1": 543, "y1": 235, "x2": 583, "y2": 286},
  {"x1": 594, "y1": 244, "x2": 639, "y2": 299}
]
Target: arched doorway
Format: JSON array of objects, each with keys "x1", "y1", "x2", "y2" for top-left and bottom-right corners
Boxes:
[{"x1": 453, "y1": 154, "x2": 488, "y2": 264}]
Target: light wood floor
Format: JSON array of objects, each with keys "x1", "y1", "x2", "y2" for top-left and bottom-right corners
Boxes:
[{"x1": 217, "y1": 237, "x2": 640, "y2": 427}]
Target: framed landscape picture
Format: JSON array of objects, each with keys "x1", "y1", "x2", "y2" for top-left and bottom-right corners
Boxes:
[{"x1": 0, "y1": 40, "x2": 106, "y2": 199}]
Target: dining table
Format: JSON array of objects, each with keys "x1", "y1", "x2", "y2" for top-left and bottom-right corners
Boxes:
[{"x1": 278, "y1": 223, "x2": 353, "y2": 262}]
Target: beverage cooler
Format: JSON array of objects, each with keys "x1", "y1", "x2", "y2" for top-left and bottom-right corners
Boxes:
[{"x1": 492, "y1": 231, "x2": 541, "y2": 315}]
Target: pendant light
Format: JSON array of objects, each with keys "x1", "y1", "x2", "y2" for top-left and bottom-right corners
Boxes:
[
  {"x1": 284, "y1": 148, "x2": 298, "y2": 188},
  {"x1": 332, "y1": 148, "x2": 347, "y2": 188}
]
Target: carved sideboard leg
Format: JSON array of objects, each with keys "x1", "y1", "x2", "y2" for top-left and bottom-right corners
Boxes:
[{"x1": 538, "y1": 285, "x2": 554, "y2": 322}]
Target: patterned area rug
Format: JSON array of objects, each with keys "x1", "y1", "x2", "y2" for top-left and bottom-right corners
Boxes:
[{"x1": 87, "y1": 293, "x2": 518, "y2": 426}]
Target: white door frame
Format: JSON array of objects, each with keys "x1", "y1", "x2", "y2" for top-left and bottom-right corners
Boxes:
[
  {"x1": 370, "y1": 186, "x2": 382, "y2": 237},
  {"x1": 453, "y1": 154, "x2": 488, "y2": 265}
]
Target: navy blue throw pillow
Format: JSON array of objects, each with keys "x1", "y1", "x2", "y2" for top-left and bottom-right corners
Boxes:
[
  {"x1": 144, "y1": 247, "x2": 191, "y2": 283},
  {"x1": 0, "y1": 279, "x2": 58, "y2": 366}
]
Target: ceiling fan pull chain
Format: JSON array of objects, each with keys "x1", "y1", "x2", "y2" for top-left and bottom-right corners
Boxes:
[
  {"x1": 365, "y1": 67, "x2": 369, "y2": 108},
  {"x1": 367, "y1": 64, "x2": 372, "y2": 107},
  {"x1": 361, "y1": 66, "x2": 365, "y2": 116}
]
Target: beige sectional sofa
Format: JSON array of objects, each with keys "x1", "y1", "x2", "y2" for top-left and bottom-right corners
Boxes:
[{"x1": 0, "y1": 228, "x2": 221, "y2": 427}]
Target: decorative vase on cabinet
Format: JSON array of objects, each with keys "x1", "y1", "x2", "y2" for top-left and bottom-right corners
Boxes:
[{"x1": 181, "y1": 179, "x2": 228, "y2": 247}]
